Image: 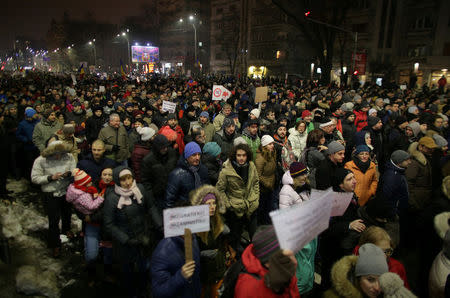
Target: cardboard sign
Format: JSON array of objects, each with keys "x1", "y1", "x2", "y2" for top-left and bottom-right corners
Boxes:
[
  {"x1": 163, "y1": 205, "x2": 210, "y2": 238},
  {"x1": 270, "y1": 192, "x2": 332, "y2": 253},
  {"x1": 330, "y1": 192, "x2": 354, "y2": 217},
  {"x1": 212, "y1": 85, "x2": 232, "y2": 101},
  {"x1": 162, "y1": 100, "x2": 177, "y2": 113},
  {"x1": 255, "y1": 86, "x2": 268, "y2": 103}
]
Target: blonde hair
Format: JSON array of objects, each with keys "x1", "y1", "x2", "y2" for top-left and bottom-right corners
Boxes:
[{"x1": 358, "y1": 226, "x2": 394, "y2": 248}]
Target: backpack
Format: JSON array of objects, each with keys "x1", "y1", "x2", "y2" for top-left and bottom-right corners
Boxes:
[{"x1": 218, "y1": 259, "x2": 260, "y2": 298}]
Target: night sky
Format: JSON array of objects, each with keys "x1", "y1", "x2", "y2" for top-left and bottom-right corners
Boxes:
[{"x1": 0, "y1": 0, "x2": 143, "y2": 53}]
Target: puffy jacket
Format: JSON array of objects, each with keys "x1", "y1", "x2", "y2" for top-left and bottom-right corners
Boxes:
[
  {"x1": 66, "y1": 184, "x2": 104, "y2": 215},
  {"x1": 131, "y1": 142, "x2": 151, "y2": 183},
  {"x1": 32, "y1": 119, "x2": 63, "y2": 152},
  {"x1": 213, "y1": 130, "x2": 241, "y2": 162},
  {"x1": 255, "y1": 149, "x2": 277, "y2": 190},
  {"x1": 165, "y1": 157, "x2": 209, "y2": 208},
  {"x1": 382, "y1": 160, "x2": 409, "y2": 215},
  {"x1": 344, "y1": 160, "x2": 378, "y2": 206},
  {"x1": 151, "y1": 236, "x2": 201, "y2": 298},
  {"x1": 216, "y1": 159, "x2": 259, "y2": 218},
  {"x1": 16, "y1": 118, "x2": 39, "y2": 151},
  {"x1": 98, "y1": 124, "x2": 130, "y2": 163},
  {"x1": 235, "y1": 244, "x2": 300, "y2": 298},
  {"x1": 288, "y1": 128, "x2": 307, "y2": 159},
  {"x1": 353, "y1": 110, "x2": 367, "y2": 132},
  {"x1": 406, "y1": 142, "x2": 433, "y2": 211},
  {"x1": 279, "y1": 171, "x2": 309, "y2": 209}
]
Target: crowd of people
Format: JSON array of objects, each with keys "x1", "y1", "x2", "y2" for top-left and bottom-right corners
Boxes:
[{"x1": 1, "y1": 71, "x2": 450, "y2": 298}]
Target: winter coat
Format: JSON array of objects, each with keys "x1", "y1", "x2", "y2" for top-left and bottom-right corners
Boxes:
[
  {"x1": 315, "y1": 157, "x2": 342, "y2": 190},
  {"x1": 198, "y1": 120, "x2": 215, "y2": 143},
  {"x1": 77, "y1": 153, "x2": 117, "y2": 183},
  {"x1": 353, "y1": 110, "x2": 367, "y2": 132},
  {"x1": 16, "y1": 118, "x2": 39, "y2": 151},
  {"x1": 85, "y1": 114, "x2": 106, "y2": 143},
  {"x1": 213, "y1": 130, "x2": 241, "y2": 162},
  {"x1": 201, "y1": 153, "x2": 221, "y2": 186},
  {"x1": 288, "y1": 128, "x2": 308, "y2": 159},
  {"x1": 141, "y1": 148, "x2": 178, "y2": 209},
  {"x1": 255, "y1": 149, "x2": 277, "y2": 190},
  {"x1": 342, "y1": 119, "x2": 356, "y2": 151},
  {"x1": 387, "y1": 128, "x2": 410, "y2": 156},
  {"x1": 32, "y1": 119, "x2": 63, "y2": 152},
  {"x1": 300, "y1": 147, "x2": 325, "y2": 189},
  {"x1": 213, "y1": 112, "x2": 241, "y2": 132},
  {"x1": 31, "y1": 143, "x2": 76, "y2": 197},
  {"x1": 48, "y1": 131, "x2": 80, "y2": 162},
  {"x1": 429, "y1": 251, "x2": 450, "y2": 298},
  {"x1": 381, "y1": 160, "x2": 409, "y2": 215},
  {"x1": 128, "y1": 129, "x2": 141, "y2": 153},
  {"x1": 295, "y1": 238, "x2": 318, "y2": 294},
  {"x1": 279, "y1": 171, "x2": 309, "y2": 208},
  {"x1": 150, "y1": 236, "x2": 201, "y2": 298},
  {"x1": 165, "y1": 157, "x2": 209, "y2": 208},
  {"x1": 66, "y1": 184, "x2": 104, "y2": 215},
  {"x1": 234, "y1": 244, "x2": 300, "y2": 298},
  {"x1": 98, "y1": 124, "x2": 130, "y2": 163},
  {"x1": 130, "y1": 142, "x2": 151, "y2": 183},
  {"x1": 216, "y1": 159, "x2": 259, "y2": 218},
  {"x1": 406, "y1": 142, "x2": 433, "y2": 211},
  {"x1": 323, "y1": 255, "x2": 365, "y2": 298},
  {"x1": 344, "y1": 160, "x2": 378, "y2": 206},
  {"x1": 242, "y1": 128, "x2": 261, "y2": 161}
]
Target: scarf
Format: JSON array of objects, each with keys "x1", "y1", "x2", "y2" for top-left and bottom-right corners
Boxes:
[
  {"x1": 115, "y1": 180, "x2": 143, "y2": 209},
  {"x1": 273, "y1": 133, "x2": 287, "y2": 145},
  {"x1": 353, "y1": 157, "x2": 370, "y2": 174},
  {"x1": 232, "y1": 160, "x2": 249, "y2": 184},
  {"x1": 74, "y1": 184, "x2": 98, "y2": 195},
  {"x1": 189, "y1": 165, "x2": 202, "y2": 189},
  {"x1": 98, "y1": 179, "x2": 115, "y2": 196}
]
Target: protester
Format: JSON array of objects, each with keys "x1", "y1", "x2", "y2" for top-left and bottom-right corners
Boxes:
[
  {"x1": 98, "y1": 113, "x2": 130, "y2": 165},
  {"x1": 315, "y1": 141, "x2": 345, "y2": 190},
  {"x1": 201, "y1": 141, "x2": 222, "y2": 186},
  {"x1": 32, "y1": 108, "x2": 63, "y2": 152}
]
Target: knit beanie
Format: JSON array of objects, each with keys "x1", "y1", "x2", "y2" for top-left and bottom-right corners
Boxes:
[
  {"x1": 433, "y1": 134, "x2": 448, "y2": 148},
  {"x1": 72, "y1": 168, "x2": 92, "y2": 187},
  {"x1": 250, "y1": 109, "x2": 261, "y2": 119},
  {"x1": 199, "y1": 111, "x2": 209, "y2": 119},
  {"x1": 233, "y1": 136, "x2": 247, "y2": 146},
  {"x1": 367, "y1": 116, "x2": 381, "y2": 127},
  {"x1": 289, "y1": 162, "x2": 308, "y2": 178},
  {"x1": 379, "y1": 272, "x2": 418, "y2": 298},
  {"x1": 319, "y1": 117, "x2": 334, "y2": 128},
  {"x1": 395, "y1": 116, "x2": 408, "y2": 127},
  {"x1": 390, "y1": 150, "x2": 410, "y2": 165},
  {"x1": 202, "y1": 142, "x2": 221, "y2": 157},
  {"x1": 222, "y1": 117, "x2": 234, "y2": 129},
  {"x1": 355, "y1": 243, "x2": 389, "y2": 277},
  {"x1": 152, "y1": 134, "x2": 170, "y2": 152},
  {"x1": 366, "y1": 194, "x2": 395, "y2": 220},
  {"x1": 340, "y1": 102, "x2": 354, "y2": 112},
  {"x1": 355, "y1": 145, "x2": 370, "y2": 155},
  {"x1": 159, "y1": 126, "x2": 178, "y2": 142},
  {"x1": 261, "y1": 135, "x2": 275, "y2": 147},
  {"x1": 184, "y1": 142, "x2": 201, "y2": 159},
  {"x1": 137, "y1": 127, "x2": 156, "y2": 141},
  {"x1": 407, "y1": 106, "x2": 419, "y2": 114},
  {"x1": 327, "y1": 141, "x2": 345, "y2": 155},
  {"x1": 368, "y1": 108, "x2": 377, "y2": 116},
  {"x1": 201, "y1": 193, "x2": 216, "y2": 204},
  {"x1": 25, "y1": 108, "x2": 36, "y2": 118},
  {"x1": 252, "y1": 225, "x2": 280, "y2": 265},
  {"x1": 167, "y1": 113, "x2": 177, "y2": 120},
  {"x1": 301, "y1": 110, "x2": 312, "y2": 119}
]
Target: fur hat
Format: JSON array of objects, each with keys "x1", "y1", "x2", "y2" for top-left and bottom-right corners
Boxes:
[
  {"x1": 189, "y1": 184, "x2": 226, "y2": 214},
  {"x1": 41, "y1": 140, "x2": 72, "y2": 157},
  {"x1": 379, "y1": 272, "x2": 417, "y2": 298}
]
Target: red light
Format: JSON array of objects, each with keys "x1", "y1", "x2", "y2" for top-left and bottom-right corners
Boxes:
[
  {"x1": 304, "y1": 11, "x2": 311, "y2": 17},
  {"x1": 353, "y1": 70, "x2": 358, "y2": 75}
]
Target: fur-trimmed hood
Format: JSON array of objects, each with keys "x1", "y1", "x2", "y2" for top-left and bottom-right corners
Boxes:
[
  {"x1": 189, "y1": 184, "x2": 226, "y2": 214},
  {"x1": 379, "y1": 272, "x2": 417, "y2": 298},
  {"x1": 327, "y1": 255, "x2": 363, "y2": 298},
  {"x1": 443, "y1": 176, "x2": 450, "y2": 200},
  {"x1": 408, "y1": 142, "x2": 427, "y2": 166},
  {"x1": 41, "y1": 140, "x2": 72, "y2": 158}
]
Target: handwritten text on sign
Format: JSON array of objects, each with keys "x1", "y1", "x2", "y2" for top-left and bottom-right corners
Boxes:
[
  {"x1": 310, "y1": 188, "x2": 353, "y2": 217},
  {"x1": 162, "y1": 100, "x2": 177, "y2": 113},
  {"x1": 163, "y1": 205, "x2": 210, "y2": 238},
  {"x1": 270, "y1": 192, "x2": 332, "y2": 253}
]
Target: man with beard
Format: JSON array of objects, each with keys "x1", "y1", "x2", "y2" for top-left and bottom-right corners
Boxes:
[
  {"x1": 241, "y1": 119, "x2": 261, "y2": 161},
  {"x1": 213, "y1": 117, "x2": 241, "y2": 162},
  {"x1": 197, "y1": 111, "x2": 215, "y2": 143},
  {"x1": 273, "y1": 122, "x2": 295, "y2": 177},
  {"x1": 66, "y1": 101, "x2": 86, "y2": 126}
]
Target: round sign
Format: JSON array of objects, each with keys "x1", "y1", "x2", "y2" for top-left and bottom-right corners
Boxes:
[{"x1": 213, "y1": 87, "x2": 222, "y2": 98}]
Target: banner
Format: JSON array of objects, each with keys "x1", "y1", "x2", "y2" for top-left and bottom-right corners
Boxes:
[
  {"x1": 163, "y1": 205, "x2": 210, "y2": 238},
  {"x1": 212, "y1": 85, "x2": 232, "y2": 101}
]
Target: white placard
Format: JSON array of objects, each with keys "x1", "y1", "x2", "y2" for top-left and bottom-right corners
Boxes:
[
  {"x1": 212, "y1": 85, "x2": 232, "y2": 101},
  {"x1": 330, "y1": 192, "x2": 354, "y2": 217},
  {"x1": 270, "y1": 193, "x2": 332, "y2": 253},
  {"x1": 400, "y1": 85, "x2": 407, "y2": 90},
  {"x1": 71, "y1": 74, "x2": 77, "y2": 85},
  {"x1": 310, "y1": 188, "x2": 333, "y2": 201},
  {"x1": 162, "y1": 100, "x2": 177, "y2": 113},
  {"x1": 163, "y1": 205, "x2": 210, "y2": 238},
  {"x1": 99, "y1": 86, "x2": 105, "y2": 93}
]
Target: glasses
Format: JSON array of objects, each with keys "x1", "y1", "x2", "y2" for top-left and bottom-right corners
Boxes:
[{"x1": 383, "y1": 248, "x2": 394, "y2": 257}]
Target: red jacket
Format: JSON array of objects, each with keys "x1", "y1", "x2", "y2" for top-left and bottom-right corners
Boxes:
[
  {"x1": 131, "y1": 143, "x2": 151, "y2": 183},
  {"x1": 235, "y1": 244, "x2": 300, "y2": 298},
  {"x1": 353, "y1": 245, "x2": 409, "y2": 289},
  {"x1": 354, "y1": 110, "x2": 368, "y2": 132}
]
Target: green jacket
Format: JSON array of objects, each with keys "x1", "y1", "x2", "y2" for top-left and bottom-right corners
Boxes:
[
  {"x1": 241, "y1": 129, "x2": 261, "y2": 162},
  {"x1": 295, "y1": 238, "x2": 318, "y2": 294},
  {"x1": 32, "y1": 119, "x2": 63, "y2": 152},
  {"x1": 216, "y1": 159, "x2": 259, "y2": 218},
  {"x1": 98, "y1": 125, "x2": 130, "y2": 163}
]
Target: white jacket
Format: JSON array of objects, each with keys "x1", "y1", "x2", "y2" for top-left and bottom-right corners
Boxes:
[
  {"x1": 279, "y1": 171, "x2": 310, "y2": 209},
  {"x1": 288, "y1": 128, "x2": 308, "y2": 159},
  {"x1": 31, "y1": 154, "x2": 76, "y2": 197}
]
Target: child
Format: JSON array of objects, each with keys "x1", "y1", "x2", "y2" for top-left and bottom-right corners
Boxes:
[{"x1": 66, "y1": 168, "x2": 104, "y2": 215}]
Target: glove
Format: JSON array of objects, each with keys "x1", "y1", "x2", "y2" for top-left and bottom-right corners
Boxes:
[
  {"x1": 200, "y1": 249, "x2": 218, "y2": 259},
  {"x1": 111, "y1": 145, "x2": 120, "y2": 152},
  {"x1": 127, "y1": 238, "x2": 140, "y2": 246},
  {"x1": 263, "y1": 250, "x2": 296, "y2": 294}
]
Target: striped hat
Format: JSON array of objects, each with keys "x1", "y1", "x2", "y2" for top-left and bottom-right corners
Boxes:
[
  {"x1": 72, "y1": 168, "x2": 92, "y2": 187},
  {"x1": 252, "y1": 225, "x2": 280, "y2": 264},
  {"x1": 289, "y1": 162, "x2": 308, "y2": 178}
]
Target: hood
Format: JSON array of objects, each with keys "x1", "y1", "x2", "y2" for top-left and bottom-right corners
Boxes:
[
  {"x1": 406, "y1": 122, "x2": 421, "y2": 137},
  {"x1": 408, "y1": 142, "x2": 427, "y2": 166},
  {"x1": 282, "y1": 171, "x2": 293, "y2": 186},
  {"x1": 330, "y1": 255, "x2": 363, "y2": 298},
  {"x1": 384, "y1": 159, "x2": 406, "y2": 174},
  {"x1": 41, "y1": 141, "x2": 72, "y2": 157},
  {"x1": 354, "y1": 130, "x2": 368, "y2": 147},
  {"x1": 241, "y1": 244, "x2": 268, "y2": 277},
  {"x1": 190, "y1": 184, "x2": 226, "y2": 214},
  {"x1": 112, "y1": 165, "x2": 133, "y2": 185}
]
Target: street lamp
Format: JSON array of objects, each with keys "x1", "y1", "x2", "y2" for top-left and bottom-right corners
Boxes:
[
  {"x1": 89, "y1": 40, "x2": 97, "y2": 68},
  {"x1": 120, "y1": 32, "x2": 131, "y2": 66}
]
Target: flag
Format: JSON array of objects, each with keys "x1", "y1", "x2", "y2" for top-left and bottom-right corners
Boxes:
[
  {"x1": 78, "y1": 64, "x2": 85, "y2": 80},
  {"x1": 120, "y1": 59, "x2": 126, "y2": 80}
]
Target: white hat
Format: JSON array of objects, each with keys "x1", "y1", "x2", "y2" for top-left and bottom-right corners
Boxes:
[
  {"x1": 261, "y1": 135, "x2": 274, "y2": 147},
  {"x1": 368, "y1": 108, "x2": 377, "y2": 116},
  {"x1": 250, "y1": 109, "x2": 261, "y2": 119},
  {"x1": 137, "y1": 127, "x2": 156, "y2": 141}
]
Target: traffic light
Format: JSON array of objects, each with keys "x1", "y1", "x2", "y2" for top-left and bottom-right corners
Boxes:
[{"x1": 304, "y1": 11, "x2": 311, "y2": 17}]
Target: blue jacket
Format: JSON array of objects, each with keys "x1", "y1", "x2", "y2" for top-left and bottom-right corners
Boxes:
[
  {"x1": 382, "y1": 160, "x2": 409, "y2": 214},
  {"x1": 16, "y1": 118, "x2": 39, "y2": 151},
  {"x1": 77, "y1": 153, "x2": 117, "y2": 183},
  {"x1": 151, "y1": 236, "x2": 201, "y2": 298},
  {"x1": 165, "y1": 158, "x2": 209, "y2": 208}
]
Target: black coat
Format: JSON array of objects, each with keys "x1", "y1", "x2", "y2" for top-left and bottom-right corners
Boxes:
[
  {"x1": 85, "y1": 114, "x2": 106, "y2": 143},
  {"x1": 165, "y1": 158, "x2": 209, "y2": 208},
  {"x1": 315, "y1": 157, "x2": 343, "y2": 190},
  {"x1": 201, "y1": 153, "x2": 222, "y2": 186}
]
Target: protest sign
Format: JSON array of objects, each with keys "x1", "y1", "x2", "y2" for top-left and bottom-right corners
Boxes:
[
  {"x1": 212, "y1": 85, "x2": 232, "y2": 101},
  {"x1": 99, "y1": 86, "x2": 105, "y2": 93},
  {"x1": 162, "y1": 100, "x2": 177, "y2": 113},
  {"x1": 330, "y1": 191, "x2": 354, "y2": 217},
  {"x1": 71, "y1": 74, "x2": 77, "y2": 85},
  {"x1": 400, "y1": 85, "x2": 407, "y2": 90},
  {"x1": 270, "y1": 193, "x2": 332, "y2": 253},
  {"x1": 255, "y1": 86, "x2": 268, "y2": 103},
  {"x1": 163, "y1": 205, "x2": 210, "y2": 238}
]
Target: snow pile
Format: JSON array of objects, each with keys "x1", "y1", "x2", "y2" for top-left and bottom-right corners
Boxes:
[{"x1": 16, "y1": 265, "x2": 59, "y2": 298}]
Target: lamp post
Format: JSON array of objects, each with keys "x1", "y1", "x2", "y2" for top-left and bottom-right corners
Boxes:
[
  {"x1": 89, "y1": 39, "x2": 97, "y2": 68},
  {"x1": 180, "y1": 16, "x2": 199, "y2": 70},
  {"x1": 121, "y1": 30, "x2": 131, "y2": 68}
]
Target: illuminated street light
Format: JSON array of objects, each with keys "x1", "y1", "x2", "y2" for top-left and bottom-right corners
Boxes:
[
  {"x1": 189, "y1": 15, "x2": 194, "y2": 20},
  {"x1": 89, "y1": 41, "x2": 92, "y2": 45},
  {"x1": 122, "y1": 32, "x2": 126, "y2": 36},
  {"x1": 179, "y1": 18, "x2": 183, "y2": 22}
]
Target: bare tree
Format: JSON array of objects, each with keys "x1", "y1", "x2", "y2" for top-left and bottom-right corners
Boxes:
[{"x1": 221, "y1": 13, "x2": 241, "y2": 74}]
